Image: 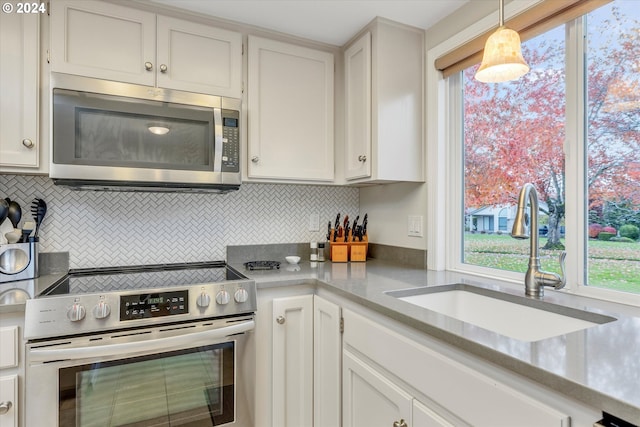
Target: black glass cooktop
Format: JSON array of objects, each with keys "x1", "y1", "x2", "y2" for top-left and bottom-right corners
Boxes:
[{"x1": 42, "y1": 262, "x2": 248, "y2": 296}]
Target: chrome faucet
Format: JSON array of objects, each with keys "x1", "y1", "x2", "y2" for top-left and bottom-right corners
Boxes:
[{"x1": 511, "y1": 183, "x2": 566, "y2": 297}]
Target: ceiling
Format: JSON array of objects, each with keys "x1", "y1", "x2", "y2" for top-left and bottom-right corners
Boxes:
[{"x1": 150, "y1": 0, "x2": 470, "y2": 46}]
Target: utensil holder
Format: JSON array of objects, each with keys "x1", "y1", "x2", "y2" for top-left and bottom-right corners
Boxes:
[
  {"x1": 349, "y1": 237, "x2": 368, "y2": 262},
  {"x1": 329, "y1": 230, "x2": 368, "y2": 262},
  {"x1": 329, "y1": 229, "x2": 349, "y2": 262},
  {"x1": 0, "y1": 240, "x2": 39, "y2": 283}
]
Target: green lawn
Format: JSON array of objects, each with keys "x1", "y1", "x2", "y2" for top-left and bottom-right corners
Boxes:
[{"x1": 464, "y1": 233, "x2": 640, "y2": 293}]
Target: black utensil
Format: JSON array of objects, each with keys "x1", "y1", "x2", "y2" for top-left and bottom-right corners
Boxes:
[
  {"x1": 344, "y1": 222, "x2": 350, "y2": 242},
  {"x1": 352, "y1": 215, "x2": 359, "y2": 235},
  {"x1": 0, "y1": 199, "x2": 8, "y2": 226},
  {"x1": 361, "y1": 214, "x2": 368, "y2": 238},
  {"x1": 30, "y1": 198, "x2": 47, "y2": 238},
  {"x1": 333, "y1": 213, "x2": 340, "y2": 242},
  {"x1": 327, "y1": 221, "x2": 332, "y2": 241},
  {"x1": 7, "y1": 200, "x2": 21, "y2": 228}
]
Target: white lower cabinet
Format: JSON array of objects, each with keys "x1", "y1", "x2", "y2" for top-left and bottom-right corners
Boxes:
[
  {"x1": 342, "y1": 308, "x2": 572, "y2": 427},
  {"x1": 343, "y1": 349, "x2": 413, "y2": 427},
  {"x1": 0, "y1": 375, "x2": 17, "y2": 427},
  {"x1": 344, "y1": 349, "x2": 455, "y2": 427},
  {"x1": 272, "y1": 294, "x2": 314, "y2": 427},
  {"x1": 255, "y1": 288, "x2": 341, "y2": 427},
  {"x1": 413, "y1": 400, "x2": 456, "y2": 427},
  {"x1": 313, "y1": 295, "x2": 342, "y2": 427}
]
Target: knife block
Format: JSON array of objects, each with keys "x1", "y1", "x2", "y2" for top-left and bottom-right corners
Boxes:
[
  {"x1": 329, "y1": 230, "x2": 368, "y2": 262},
  {"x1": 329, "y1": 229, "x2": 349, "y2": 262},
  {"x1": 349, "y1": 236, "x2": 368, "y2": 262}
]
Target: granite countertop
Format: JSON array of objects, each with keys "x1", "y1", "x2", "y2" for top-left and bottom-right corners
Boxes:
[{"x1": 232, "y1": 259, "x2": 640, "y2": 423}]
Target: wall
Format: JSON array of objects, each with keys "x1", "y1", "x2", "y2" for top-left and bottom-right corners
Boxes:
[
  {"x1": 358, "y1": 0, "x2": 499, "y2": 252},
  {"x1": 0, "y1": 175, "x2": 358, "y2": 269}
]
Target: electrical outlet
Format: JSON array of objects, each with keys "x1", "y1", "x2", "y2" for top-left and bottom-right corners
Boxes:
[
  {"x1": 408, "y1": 215, "x2": 423, "y2": 237},
  {"x1": 309, "y1": 213, "x2": 320, "y2": 231}
]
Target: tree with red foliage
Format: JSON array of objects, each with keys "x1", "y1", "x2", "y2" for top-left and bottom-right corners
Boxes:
[{"x1": 464, "y1": 5, "x2": 640, "y2": 249}]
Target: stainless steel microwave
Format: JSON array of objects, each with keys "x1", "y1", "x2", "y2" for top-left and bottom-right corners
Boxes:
[{"x1": 50, "y1": 73, "x2": 241, "y2": 193}]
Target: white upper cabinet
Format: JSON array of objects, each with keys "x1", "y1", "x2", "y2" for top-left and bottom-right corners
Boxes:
[
  {"x1": 50, "y1": 0, "x2": 155, "y2": 86},
  {"x1": 247, "y1": 36, "x2": 334, "y2": 183},
  {"x1": 344, "y1": 19, "x2": 425, "y2": 184},
  {"x1": 344, "y1": 32, "x2": 372, "y2": 181},
  {"x1": 0, "y1": 2, "x2": 40, "y2": 170},
  {"x1": 50, "y1": 0, "x2": 242, "y2": 97},
  {"x1": 155, "y1": 16, "x2": 242, "y2": 97}
]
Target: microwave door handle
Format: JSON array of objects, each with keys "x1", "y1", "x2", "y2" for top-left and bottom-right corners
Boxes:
[
  {"x1": 28, "y1": 319, "x2": 254, "y2": 363},
  {"x1": 213, "y1": 107, "x2": 223, "y2": 172}
]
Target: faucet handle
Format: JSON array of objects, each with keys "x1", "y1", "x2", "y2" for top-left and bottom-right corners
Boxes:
[{"x1": 555, "y1": 251, "x2": 567, "y2": 289}]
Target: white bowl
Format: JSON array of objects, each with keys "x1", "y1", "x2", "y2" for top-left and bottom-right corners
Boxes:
[
  {"x1": 285, "y1": 256, "x2": 301, "y2": 264},
  {"x1": 4, "y1": 229, "x2": 21, "y2": 244}
]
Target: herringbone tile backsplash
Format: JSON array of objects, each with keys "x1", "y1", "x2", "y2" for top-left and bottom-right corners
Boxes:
[{"x1": 0, "y1": 175, "x2": 359, "y2": 269}]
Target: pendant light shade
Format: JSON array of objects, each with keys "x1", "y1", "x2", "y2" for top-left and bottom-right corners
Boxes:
[{"x1": 475, "y1": 0, "x2": 529, "y2": 83}]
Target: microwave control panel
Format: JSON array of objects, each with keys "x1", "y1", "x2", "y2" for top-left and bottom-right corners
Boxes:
[
  {"x1": 221, "y1": 110, "x2": 240, "y2": 173},
  {"x1": 120, "y1": 290, "x2": 189, "y2": 321}
]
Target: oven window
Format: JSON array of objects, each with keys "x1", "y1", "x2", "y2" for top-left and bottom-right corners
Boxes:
[{"x1": 59, "y1": 342, "x2": 234, "y2": 426}]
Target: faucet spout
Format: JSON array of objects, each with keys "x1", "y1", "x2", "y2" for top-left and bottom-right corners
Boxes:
[{"x1": 511, "y1": 183, "x2": 566, "y2": 297}]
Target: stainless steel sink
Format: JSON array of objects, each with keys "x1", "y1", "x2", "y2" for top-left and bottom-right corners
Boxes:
[{"x1": 385, "y1": 284, "x2": 616, "y2": 342}]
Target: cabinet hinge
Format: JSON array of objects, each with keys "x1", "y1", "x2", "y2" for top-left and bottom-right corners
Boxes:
[{"x1": 340, "y1": 317, "x2": 344, "y2": 334}]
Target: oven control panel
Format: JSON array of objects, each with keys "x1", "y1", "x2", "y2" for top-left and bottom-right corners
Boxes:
[{"x1": 120, "y1": 290, "x2": 189, "y2": 321}]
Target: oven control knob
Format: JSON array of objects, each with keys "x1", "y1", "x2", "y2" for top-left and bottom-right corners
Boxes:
[
  {"x1": 93, "y1": 300, "x2": 111, "y2": 319},
  {"x1": 215, "y1": 290, "x2": 230, "y2": 305},
  {"x1": 234, "y1": 288, "x2": 249, "y2": 303},
  {"x1": 197, "y1": 292, "x2": 211, "y2": 308},
  {"x1": 67, "y1": 302, "x2": 86, "y2": 322}
]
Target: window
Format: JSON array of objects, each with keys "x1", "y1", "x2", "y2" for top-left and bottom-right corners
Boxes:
[
  {"x1": 434, "y1": 0, "x2": 640, "y2": 302},
  {"x1": 585, "y1": 2, "x2": 640, "y2": 293},
  {"x1": 462, "y1": 25, "x2": 565, "y2": 275}
]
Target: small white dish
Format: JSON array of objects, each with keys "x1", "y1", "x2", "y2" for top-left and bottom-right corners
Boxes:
[
  {"x1": 285, "y1": 256, "x2": 301, "y2": 264},
  {"x1": 4, "y1": 229, "x2": 21, "y2": 244}
]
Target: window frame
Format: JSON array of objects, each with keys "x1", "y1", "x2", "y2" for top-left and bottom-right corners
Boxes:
[{"x1": 426, "y1": 0, "x2": 640, "y2": 307}]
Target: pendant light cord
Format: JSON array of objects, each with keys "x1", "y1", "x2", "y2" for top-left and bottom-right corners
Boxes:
[{"x1": 499, "y1": 0, "x2": 505, "y2": 27}]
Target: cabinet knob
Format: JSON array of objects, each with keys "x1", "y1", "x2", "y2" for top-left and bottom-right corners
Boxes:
[
  {"x1": 0, "y1": 401, "x2": 12, "y2": 415},
  {"x1": 144, "y1": 61, "x2": 153, "y2": 71},
  {"x1": 22, "y1": 139, "x2": 34, "y2": 149},
  {"x1": 393, "y1": 420, "x2": 407, "y2": 427},
  {"x1": 358, "y1": 155, "x2": 367, "y2": 162},
  {"x1": 251, "y1": 156, "x2": 260, "y2": 163},
  {"x1": 276, "y1": 315, "x2": 285, "y2": 325},
  {"x1": 160, "y1": 64, "x2": 168, "y2": 73}
]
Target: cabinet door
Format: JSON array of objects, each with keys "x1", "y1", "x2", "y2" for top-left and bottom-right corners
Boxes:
[
  {"x1": 156, "y1": 16, "x2": 242, "y2": 97},
  {"x1": 248, "y1": 36, "x2": 334, "y2": 182},
  {"x1": 50, "y1": 0, "x2": 155, "y2": 85},
  {"x1": 314, "y1": 296, "x2": 341, "y2": 427},
  {"x1": 344, "y1": 32, "x2": 372, "y2": 180},
  {"x1": 0, "y1": 376, "x2": 17, "y2": 427},
  {"x1": 413, "y1": 400, "x2": 455, "y2": 427},
  {"x1": 272, "y1": 295, "x2": 313, "y2": 427},
  {"x1": 343, "y1": 350, "x2": 412, "y2": 427},
  {"x1": 0, "y1": 2, "x2": 39, "y2": 168}
]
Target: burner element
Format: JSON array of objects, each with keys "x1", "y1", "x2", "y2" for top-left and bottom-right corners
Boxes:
[{"x1": 244, "y1": 260, "x2": 281, "y2": 271}]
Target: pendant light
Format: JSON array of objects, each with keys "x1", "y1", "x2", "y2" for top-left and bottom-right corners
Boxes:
[{"x1": 475, "y1": 0, "x2": 529, "y2": 83}]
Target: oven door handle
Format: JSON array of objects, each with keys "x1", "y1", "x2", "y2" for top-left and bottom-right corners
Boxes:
[{"x1": 28, "y1": 319, "x2": 254, "y2": 362}]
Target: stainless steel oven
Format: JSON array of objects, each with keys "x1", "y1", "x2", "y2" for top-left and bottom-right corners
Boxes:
[{"x1": 24, "y1": 263, "x2": 256, "y2": 427}]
